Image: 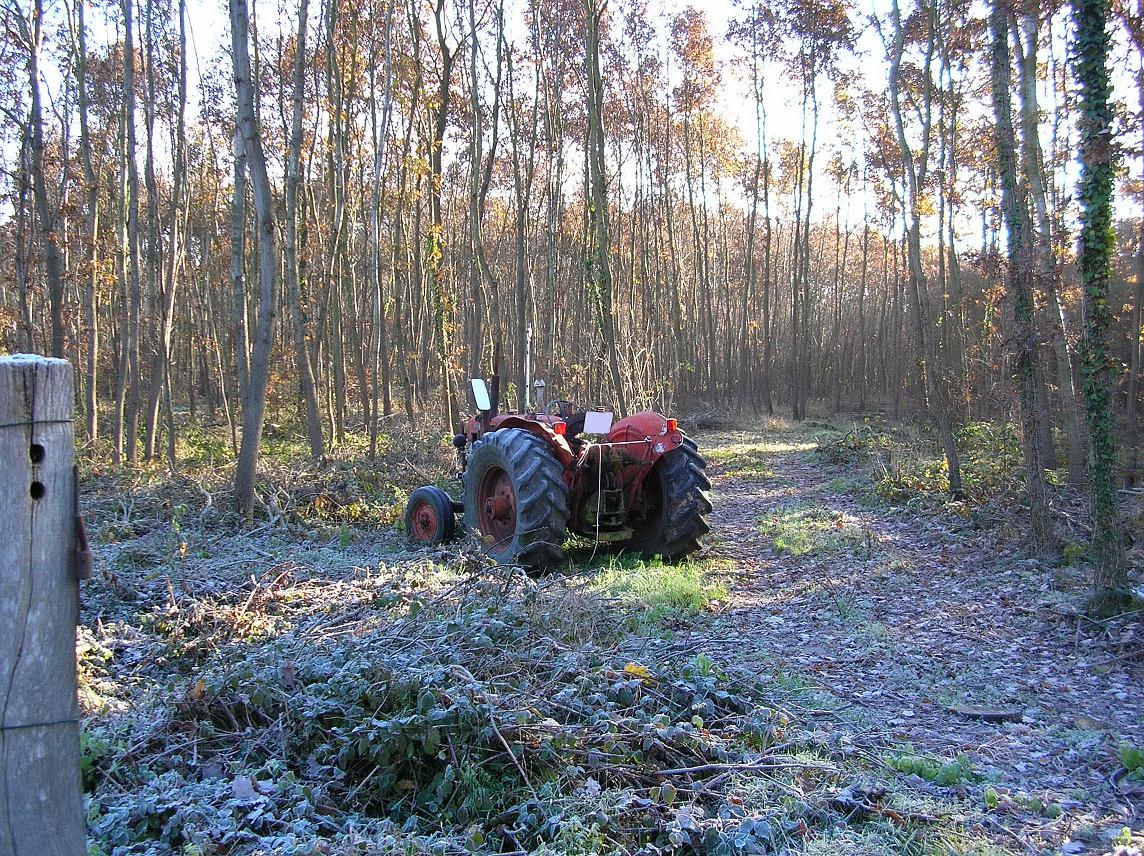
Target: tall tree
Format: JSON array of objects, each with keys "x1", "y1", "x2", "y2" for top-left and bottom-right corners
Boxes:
[
  {"x1": 71, "y1": 0, "x2": 100, "y2": 446},
  {"x1": 231, "y1": 0, "x2": 278, "y2": 519},
  {"x1": 883, "y1": 0, "x2": 964, "y2": 496},
  {"x1": 21, "y1": 0, "x2": 68, "y2": 359},
  {"x1": 122, "y1": 0, "x2": 143, "y2": 465},
  {"x1": 284, "y1": 0, "x2": 324, "y2": 460},
  {"x1": 990, "y1": 0, "x2": 1051, "y2": 548},
  {"x1": 1072, "y1": 0, "x2": 1126, "y2": 607},
  {"x1": 585, "y1": 0, "x2": 627, "y2": 415},
  {"x1": 143, "y1": 0, "x2": 188, "y2": 462},
  {"x1": 428, "y1": 0, "x2": 458, "y2": 430},
  {"x1": 1013, "y1": 12, "x2": 1086, "y2": 485}
]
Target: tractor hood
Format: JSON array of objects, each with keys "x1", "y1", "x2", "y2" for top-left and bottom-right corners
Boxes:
[{"x1": 608, "y1": 411, "x2": 685, "y2": 464}]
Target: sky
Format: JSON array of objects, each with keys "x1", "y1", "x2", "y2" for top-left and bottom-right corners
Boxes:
[{"x1": 11, "y1": 0, "x2": 1144, "y2": 231}]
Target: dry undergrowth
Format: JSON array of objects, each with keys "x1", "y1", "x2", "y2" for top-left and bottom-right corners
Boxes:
[{"x1": 80, "y1": 548, "x2": 1002, "y2": 856}]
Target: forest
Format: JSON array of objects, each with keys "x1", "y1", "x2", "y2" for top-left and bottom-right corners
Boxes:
[{"x1": 1, "y1": 0, "x2": 1143, "y2": 852}]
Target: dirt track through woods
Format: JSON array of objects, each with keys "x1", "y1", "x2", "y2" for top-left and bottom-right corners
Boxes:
[{"x1": 690, "y1": 428, "x2": 1142, "y2": 845}]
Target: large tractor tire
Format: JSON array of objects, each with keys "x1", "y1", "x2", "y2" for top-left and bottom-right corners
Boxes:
[
  {"x1": 627, "y1": 443, "x2": 712, "y2": 560},
  {"x1": 462, "y1": 428, "x2": 570, "y2": 569}
]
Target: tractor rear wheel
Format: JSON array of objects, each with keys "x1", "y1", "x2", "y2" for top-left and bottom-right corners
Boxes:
[
  {"x1": 627, "y1": 443, "x2": 712, "y2": 560},
  {"x1": 405, "y1": 485, "x2": 457, "y2": 546},
  {"x1": 462, "y1": 428, "x2": 570, "y2": 569}
]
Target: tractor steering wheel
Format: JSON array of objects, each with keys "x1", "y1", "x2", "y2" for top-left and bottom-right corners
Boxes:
[{"x1": 546, "y1": 399, "x2": 578, "y2": 419}]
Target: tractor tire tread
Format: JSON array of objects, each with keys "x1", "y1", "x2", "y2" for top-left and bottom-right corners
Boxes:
[
  {"x1": 633, "y1": 442, "x2": 711, "y2": 561},
  {"x1": 405, "y1": 485, "x2": 457, "y2": 545},
  {"x1": 463, "y1": 428, "x2": 569, "y2": 569}
]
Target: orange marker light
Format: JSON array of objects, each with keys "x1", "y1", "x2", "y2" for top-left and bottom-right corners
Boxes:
[
  {"x1": 666, "y1": 418, "x2": 678, "y2": 432},
  {"x1": 554, "y1": 421, "x2": 567, "y2": 436}
]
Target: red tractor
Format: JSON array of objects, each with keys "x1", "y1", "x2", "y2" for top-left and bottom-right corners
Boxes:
[{"x1": 405, "y1": 372, "x2": 711, "y2": 569}]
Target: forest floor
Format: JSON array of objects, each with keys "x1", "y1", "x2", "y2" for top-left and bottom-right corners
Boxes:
[
  {"x1": 696, "y1": 419, "x2": 1144, "y2": 855},
  {"x1": 77, "y1": 416, "x2": 1143, "y2": 856}
]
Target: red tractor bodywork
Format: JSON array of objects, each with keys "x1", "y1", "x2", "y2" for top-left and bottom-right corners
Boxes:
[
  {"x1": 404, "y1": 357, "x2": 710, "y2": 568},
  {"x1": 461, "y1": 408, "x2": 686, "y2": 541}
]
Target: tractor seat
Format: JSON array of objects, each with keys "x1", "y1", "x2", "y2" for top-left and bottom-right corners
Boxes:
[{"x1": 565, "y1": 411, "x2": 587, "y2": 437}]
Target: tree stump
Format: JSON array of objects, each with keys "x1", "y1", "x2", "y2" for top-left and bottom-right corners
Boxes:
[{"x1": 0, "y1": 355, "x2": 84, "y2": 855}]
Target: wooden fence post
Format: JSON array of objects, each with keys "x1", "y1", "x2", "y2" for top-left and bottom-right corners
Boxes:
[{"x1": 0, "y1": 355, "x2": 84, "y2": 855}]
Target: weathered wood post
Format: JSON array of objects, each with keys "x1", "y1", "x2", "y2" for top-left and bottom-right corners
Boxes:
[{"x1": 0, "y1": 355, "x2": 85, "y2": 855}]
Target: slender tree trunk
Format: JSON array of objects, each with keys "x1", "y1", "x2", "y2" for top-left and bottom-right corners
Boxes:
[
  {"x1": 886, "y1": 0, "x2": 962, "y2": 495},
  {"x1": 123, "y1": 0, "x2": 142, "y2": 464},
  {"x1": 143, "y1": 0, "x2": 188, "y2": 462},
  {"x1": 230, "y1": 128, "x2": 250, "y2": 417},
  {"x1": 74, "y1": 0, "x2": 100, "y2": 447},
  {"x1": 24, "y1": 0, "x2": 67, "y2": 359},
  {"x1": 1014, "y1": 13, "x2": 1085, "y2": 484},
  {"x1": 368, "y1": 0, "x2": 395, "y2": 456},
  {"x1": 285, "y1": 0, "x2": 324, "y2": 459},
  {"x1": 991, "y1": 2, "x2": 1051, "y2": 548},
  {"x1": 428, "y1": 0, "x2": 457, "y2": 431},
  {"x1": 231, "y1": 0, "x2": 277, "y2": 519},
  {"x1": 584, "y1": 0, "x2": 627, "y2": 415}
]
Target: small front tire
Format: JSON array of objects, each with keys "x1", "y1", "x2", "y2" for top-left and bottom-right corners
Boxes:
[{"x1": 405, "y1": 486, "x2": 457, "y2": 546}]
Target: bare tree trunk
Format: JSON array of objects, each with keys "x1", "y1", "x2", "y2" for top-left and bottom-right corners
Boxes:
[
  {"x1": 285, "y1": 0, "x2": 324, "y2": 460},
  {"x1": 886, "y1": 0, "x2": 963, "y2": 495},
  {"x1": 23, "y1": 0, "x2": 67, "y2": 358},
  {"x1": 123, "y1": 0, "x2": 142, "y2": 464},
  {"x1": 73, "y1": 0, "x2": 100, "y2": 447},
  {"x1": 428, "y1": 0, "x2": 457, "y2": 431},
  {"x1": 231, "y1": 130, "x2": 250, "y2": 411},
  {"x1": 584, "y1": 0, "x2": 628, "y2": 416},
  {"x1": 368, "y1": 0, "x2": 395, "y2": 457},
  {"x1": 231, "y1": 0, "x2": 277, "y2": 519},
  {"x1": 991, "y1": 1, "x2": 1051, "y2": 547},
  {"x1": 1014, "y1": 13, "x2": 1084, "y2": 484},
  {"x1": 144, "y1": 0, "x2": 188, "y2": 462}
]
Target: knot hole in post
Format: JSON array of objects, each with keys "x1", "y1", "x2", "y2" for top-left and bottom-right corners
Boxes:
[
  {"x1": 30, "y1": 481, "x2": 46, "y2": 500},
  {"x1": 30, "y1": 442, "x2": 45, "y2": 463}
]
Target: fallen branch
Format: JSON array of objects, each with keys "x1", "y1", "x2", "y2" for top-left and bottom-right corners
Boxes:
[{"x1": 653, "y1": 758, "x2": 832, "y2": 777}]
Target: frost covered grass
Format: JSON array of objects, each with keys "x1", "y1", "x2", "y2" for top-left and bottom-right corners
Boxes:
[
  {"x1": 757, "y1": 504, "x2": 863, "y2": 557},
  {"x1": 77, "y1": 421, "x2": 1038, "y2": 855},
  {"x1": 79, "y1": 544, "x2": 1010, "y2": 855}
]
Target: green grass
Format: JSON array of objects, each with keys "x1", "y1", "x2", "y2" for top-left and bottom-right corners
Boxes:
[
  {"x1": 591, "y1": 556, "x2": 727, "y2": 618},
  {"x1": 885, "y1": 751, "x2": 979, "y2": 786},
  {"x1": 758, "y1": 504, "x2": 861, "y2": 556},
  {"x1": 1120, "y1": 742, "x2": 1144, "y2": 780}
]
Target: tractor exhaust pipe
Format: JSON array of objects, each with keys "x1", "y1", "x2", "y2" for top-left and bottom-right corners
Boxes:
[{"x1": 490, "y1": 341, "x2": 501, "y2": 420}]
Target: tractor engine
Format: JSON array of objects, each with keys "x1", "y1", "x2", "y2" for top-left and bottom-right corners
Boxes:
[{"x1": 571, "y1": 450, "x2": 631, "y2": 541}]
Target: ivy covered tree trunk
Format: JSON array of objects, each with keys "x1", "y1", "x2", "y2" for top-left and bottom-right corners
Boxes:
[{"x1": 1072, "y1": 0, "x2": 1126, "y2": 607}]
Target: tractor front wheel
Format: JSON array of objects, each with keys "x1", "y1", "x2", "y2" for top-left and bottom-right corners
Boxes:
[
  {"x1": 463, "y1": 428, "x2": 570, "y2": 569},
  {"x1": 627, "y1": 443, "x2": 712, "y2": 560},
  {"x1": 405, "y1": 486, "x2": 457, "y2": 546}
]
